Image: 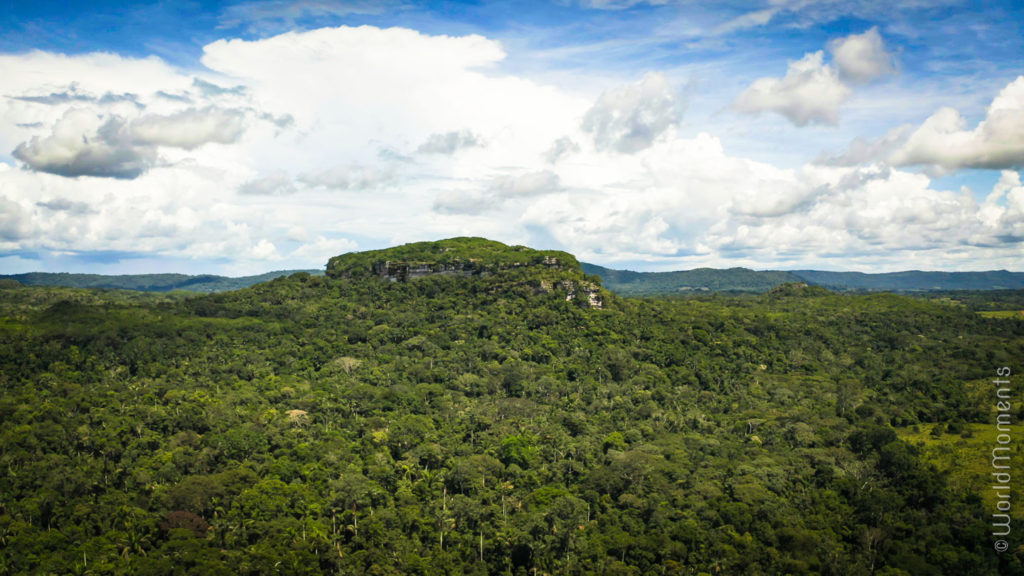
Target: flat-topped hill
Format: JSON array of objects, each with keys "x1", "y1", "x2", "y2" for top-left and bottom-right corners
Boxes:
[{"x1": 325, "y1": 237, "x2": 581, "y2": 280}]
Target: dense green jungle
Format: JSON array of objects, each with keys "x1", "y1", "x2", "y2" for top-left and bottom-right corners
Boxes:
[{"x1": 1, "y1": 238, "x2": 1023, "y2": 575}]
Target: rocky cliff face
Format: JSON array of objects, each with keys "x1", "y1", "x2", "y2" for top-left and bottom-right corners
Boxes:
[
  {"x1": 370, "y1": 260, "x2": 477, "y2": 281},
  {"x1": 325, "y1": 237, "x2": 606, "y2": 308},
  {"x1": 538, "y1": 278, "x2": 603, "y2": 309}
]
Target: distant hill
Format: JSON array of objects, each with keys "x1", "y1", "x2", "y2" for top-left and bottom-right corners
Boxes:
[
  {"x1": 581, "y1": 263, "x2": 802, "y2": 295},
  {"x1": 1, "y1": 270, "x2": 324, "y2": 293},
  {"x1": 789, "y1": 269, "x2": 1024, "y2": 291},
  {"x1": 327, "y1": 237, "x2": 577, "y2": 280},
  {"x1": 6, "y1": 254, "x2": 1023, "y2": 296},
  {"x1": 583, "y1": 263, "x2": 1024, "y2": 295}
]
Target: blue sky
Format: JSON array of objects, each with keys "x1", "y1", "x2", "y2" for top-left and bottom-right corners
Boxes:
[{"x1": 1, "y1": 0, "x2": 1023, "y2": 274}]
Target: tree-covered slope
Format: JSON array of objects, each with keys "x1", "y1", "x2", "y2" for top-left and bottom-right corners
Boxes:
[
  {"x1": 582, "y1": 263, "x2": 803, "y2": 295},
  {"x1": 1, "y1": 239, "x2": 1022, "y2": 575}
]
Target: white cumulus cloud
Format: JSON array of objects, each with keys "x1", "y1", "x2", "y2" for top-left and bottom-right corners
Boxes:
[
  {"x1": 828, "y1": 27, "x2": 895, "y2": 85},
  {"x1": 734, "y1": 29, "x2": 895, "y2": 127},
  {"x1": 582, "y1": 72, "x2": 683, "y2": 154},
  {"x1": 703, "y1": 163, "x2": 1024, "y2": 270},
  {"x1": 13, "y1": 107, "x2": 252, "y2": 178},
  {"x1": 0, "y1": 196, "x2": 32, "y2": 242},
  {"x1": 733, "y1": 51, "x2": 849, "y2": 126},
  {"x1": 13, "y1": 109, "x2": 157, "y2": 179},
  {"x1": 130, "y1": 107, "x2": 247, "y2": 150},
  {"x1": 888, "y1": 76, "x2": 1024, "y2": 172},
  {"x1": 978, "y1": 170, "x2": 1024, "y2": 241}
]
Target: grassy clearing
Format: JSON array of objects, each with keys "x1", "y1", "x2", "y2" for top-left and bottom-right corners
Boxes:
[
  {"x1": 977, "y1": 310, "x2": 1024, "y2": 319},
  {"x1": 899, "y1": 422, "x2": 1024, "y2": 515}
]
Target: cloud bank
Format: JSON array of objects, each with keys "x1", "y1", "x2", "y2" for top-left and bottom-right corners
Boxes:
[
  {"x1": 823, "y1": 76, "x2": 1024, "y2": 173},
  {"x1": 13, "y1": 107, "x2": 248, "y2": 178},
  {"x1": 0, "y1": 25, "x2": 1021, "y2": 274}
]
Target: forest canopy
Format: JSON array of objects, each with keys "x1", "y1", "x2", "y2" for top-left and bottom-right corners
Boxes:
[{"x1": 1, "y1": 238, "x2": 1022, "y2": 575}]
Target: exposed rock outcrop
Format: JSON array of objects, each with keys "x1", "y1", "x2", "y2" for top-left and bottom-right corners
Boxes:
[{"x1": 325, "y1": 237, "x2": 606, "y2": 308}]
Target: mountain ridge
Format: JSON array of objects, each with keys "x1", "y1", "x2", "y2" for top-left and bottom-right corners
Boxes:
[
  {"x1": 0, "y1": 269, "x2": 324, "y2": 293},
  {"x1": 3, "y1": 238, "x2": 1023, "y2": 294},
  {"x1": 584, "y1": 263, "x2": 1024, "y2": 295}
]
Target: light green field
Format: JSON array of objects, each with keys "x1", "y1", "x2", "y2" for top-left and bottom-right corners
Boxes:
[
  {"x1": 899, "y1": 423, "x2": 1024, "y2": 516},
  {"x1": 977, "y1": 310, "x2": 1024, "y2": 319}
]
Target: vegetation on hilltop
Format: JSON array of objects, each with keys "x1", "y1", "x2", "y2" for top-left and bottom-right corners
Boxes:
[
  {"x1": 1, "y1": 239, "x2": 1022, "y2": 575},
  {"x1": 327, "y1": 237, "x2": 581, "y2": 280}
]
